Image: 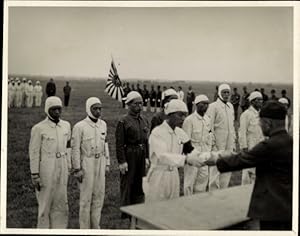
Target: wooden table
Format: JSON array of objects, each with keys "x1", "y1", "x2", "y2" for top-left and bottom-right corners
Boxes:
[{"x1": 120, "y1": 184, "x2": 254, "y2": 230}]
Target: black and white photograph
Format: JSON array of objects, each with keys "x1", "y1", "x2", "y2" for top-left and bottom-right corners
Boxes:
[{"x1": 1, "y1": 0, "x2": 299, "y2": 235}]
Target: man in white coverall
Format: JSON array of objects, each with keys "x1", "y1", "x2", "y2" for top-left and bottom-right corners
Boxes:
[
  {"x1": 182, "y1": 95, "x2": 213, "y2": 195},
  {"x1": 8, "y1": 79, "x2": 16, "y2": 108},
  {"x1": 206, "y1": 83, "x2": 236, "y2": 190},
  {"x1": 239, "y1": 91, "x2": 264, "y2": 185},
  {"x1": 15, "y1": 80, "x2": 23, "y2": 108},
  {"x1": 144, "y1": 99, "x2": 221, "y2": 202},
  {"x1": 71, "y1": 97, "x2": 110, "y2": 229},
  {"x1": 29, "y1": 96, "x2": 71, "y2": 228},
  {"x1": 34, "y1": 81, "x2": 43, "y2": 107},
  {"x1": 25, "y1": 80, "x2": 34, "y2": 108}
]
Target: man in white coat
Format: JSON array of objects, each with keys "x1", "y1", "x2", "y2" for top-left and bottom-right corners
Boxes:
[
  {"x1": 34, "y1": 81, "x2": 43, "y2": 107},
  {"x1": 25, "y1": 80, "x2": 34, "y2": 108},
  {"x1": 71, "y1": 97, "x2": 110, "y2": 229},
  {"x1": 239, "y1": 91, "x2": 264, "y2": 185},
  {"x1": 182, "y1": 95, "x2": 213, "y2": 195},
  {"x1": 144, "y1": 99, "x2": 220, "y2": 203},
  {"x1": 206, "y1": 83, "x2": 236, "y2": 190},
  {"x1": 8, "y1": 79, "x2": 16, "y2": 108},
  {"x1": 29, "y1": 96, "x2": 71, "y2": 228},
  {"x1": 15, "y1": 80, "x2": 23, "y2": 108}
]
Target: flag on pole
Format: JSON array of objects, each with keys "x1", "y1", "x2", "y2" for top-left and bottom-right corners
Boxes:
[{"x1": 105, "y1": 59, "x2": 124, "y2": 102}]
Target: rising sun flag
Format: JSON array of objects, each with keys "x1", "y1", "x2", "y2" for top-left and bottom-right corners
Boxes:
[{"x1": 105, "y1": 59, "x2": 124, "y2": 102}]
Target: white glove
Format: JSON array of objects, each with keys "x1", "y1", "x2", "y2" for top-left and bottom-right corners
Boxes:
[
  {"x1": 119, "y1": 162, "x2": 128, "y2": 175},
  {"x1": 186, "y1": 149, "x2": 210, "y2": 167}
]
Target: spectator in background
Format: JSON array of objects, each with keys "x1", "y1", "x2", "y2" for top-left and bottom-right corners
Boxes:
[
  {"x1": 123, "y1": 82, "x2": 131, "y2": 109},
  {"x1": 141, "y1": 84, "x2": 149, "y2": 112},
  {"x1": 213, "y1": 86, "x2": 219, "y2": 101},
  {"x1": 46, "y1": 78, "x2": 56, "y2": 97},
  {"x1": 131, "y1": 84, "x2": 136, "y2": 92},
  {"x1": 177, "y1": 86, "x2": 184, "y2": 101},
  {"x1": 63, "y1": 81, "x2": 72, "y2": 107},
  {"x1": 230, "y1": 87, "x2": 241, "y2": 121},
  {"x1": 161, "y1": 86, "x2": 167, "y2": 107},
  {"x1": 281, "y1": 89, "x2": 291, "y2": 109},
  {"x1": 270, "y1": 89, "x2": 278, "y2": 101},
  {"x1": 260, "y1": 88, "x2": 269, "y2": 104},
  {"x1": 149, "y1": 85, "x2": 157, "y2": 112},
  {"x1": 241, "y1": 86, "x2": 250, "y2": 112},
  {"x1": 25, "y1": 80, "x2": 34, "y2": 108},
  {"x1": 34, "y1": 81, "x2": 43, "y2": 107},
  {"x1": 8, "y1": 79, "x2": 16, "y2": 108},
  {"x1": 21, "y1": 77, "x2": 28, "y2": 107},
  {"x1": 15, "y1": 80, "x2": 23, "y2": 108},
  {"x1": 136, "y1": 83, "x2": 143, "y2": 96},
  {"x1": 279, "y1": 98, "x2": 293, "y2": 135},
  {"x1": 156, "y1": 85, "x2": 162, "y2": 112},
  {"x1": 186, "y1": 86, "x2": 195, "y2": 115}
]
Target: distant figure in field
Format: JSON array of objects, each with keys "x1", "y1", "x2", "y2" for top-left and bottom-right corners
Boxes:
[
  {"x1": 46, "y1": 78, "x2": 56, "y2": 97},
  {"x1": 149, "y1": 85, "x2": 157, "y2": 112},
  {"x1": 161, "y1": 86, "x2": 167, "y2": 107},
  {"x1": 156, "y1": 85, "x2": 162, "y2": 112},
  {"x1": 136, "y1": 83, "x2": 143, "y2": 97},
  {"x1": 63, "y1": 81, "x2": 72, "y2": 107},
  {"x1": 186, "y1": 86, "x2": 195, "y2": 115},
  {"x1": 131, "y1": 84, "x2": 136, "y2": 92},
  {"x1": 34, "y1": 81, "x2": 43, "y2": 107},
  {"x1": 260, "y1": 88, "x2": 269, "y2": 104},
  {"x1": 123, "y1": 82, "x2": 131, "y2": 109},
  {"x1": 241, "y1": 86, "x2": 250, "y2": 112},
  {"x1": 270, "y1": 89, "x2": 278, "y2": 101},
  {"x1": 230, "y1": 87, "x2": 241, "y2": 121},
  {"x1": 141, "y1": 84, "x2": 149, "y2": 112},
  {"x1": 21, "y1": 77, "x2": 28, "y2": 107},
  {"x1": 25, "y1": 80, "x2": 34, "y2": 108},
  {"x1": 279, "y1": 97, "x2": 293, "y2": 135},
  {"x1": 15, "y1": 80, "x2": 23, "y2": 108},
  {"x1": 213, "y1": 86, "x2": 219, "y2": 101},
  {"x1": 8, "y1": 79, "x2": 16, "y2": 108},
  {"x1": 281, "y1": 89, "x2": 291, "y2": 109},
  {"x1": 177, "y1": 86, "x2": 184, "y2": 101}
]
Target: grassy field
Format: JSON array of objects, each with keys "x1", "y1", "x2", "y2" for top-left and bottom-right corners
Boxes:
[{"x1": 6, "y1": 77, "x2": 293, "y2": 229}]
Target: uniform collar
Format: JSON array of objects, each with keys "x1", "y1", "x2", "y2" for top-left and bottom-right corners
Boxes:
[
  {"x1": 85, "y1": 116, "x2": 101, "y2": 127},
  {"x1": 128, "y1": 110, "x2": 141, "y2": 119},
  {"x1": 194, "y1": 111, "x2": 205, "y2": 120},
  {"x1": 46, "y1": 117, "x2": 62, "y2": 128},
  {"x1": 162, "y1": 120, "x2": 176, "y2": 134},
  {"x1": 249, "y1": 105, "x2": 259, "y2": 115},
  {"x1": 216, "y1": 98, "x2": 230, "y2": 108}
]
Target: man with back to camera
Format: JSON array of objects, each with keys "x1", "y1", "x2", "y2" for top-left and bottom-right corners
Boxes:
[
  {"x1": 63, "y1": 81, "x2": 72, "y2": 107},
  {"x1": 46, "y1": 78, "x2": 56, "y2": 97},
  {"x1": 149, "y1": 85, "x2": 157, "y2": 112},
  {"x1": 239, "y1": 91, "x2": 264, "y2": 185},
  {"x1": 186, "y1": 86, "x2": 195, "y2": 115},
  {"x1": 29, "y1": 96, "x2": 71, "y2": 228},
  {"x1": 205, "y1": 100, "x2": 292, "y2": 230},
  {"x1": 230, "y1": 87, "x2": 241, "y2": 121}
]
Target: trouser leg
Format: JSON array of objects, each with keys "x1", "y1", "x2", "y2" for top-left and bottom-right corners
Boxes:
[
  {"x1": 208, "y1": 166, "x2": 220, "y2": 191},
  {"x1": 219, "y1": 172, "x2": 232, "y2": 189},
  {"x1": 183, "y1": 165, "x2": 197, "y2": 196},
  {"x1": 194, "y1": 166, "x2": 209, "y2": 193}
]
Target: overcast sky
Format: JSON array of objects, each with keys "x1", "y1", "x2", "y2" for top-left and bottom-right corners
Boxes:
[{"x1": 8, "y1": 7, "x2": 293, "y2": 83}]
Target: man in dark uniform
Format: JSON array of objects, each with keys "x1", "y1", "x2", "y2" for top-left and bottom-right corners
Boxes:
[
  {"x1": 156, "y1": 85, "x2": 162, "y2": 112},
  {"x1": 206, "y1": 101, "x2": 292, "y2": 230},
  {"x1": 123, "y1": 82, "x2": 131, "y2": 109},
  {"x1": 141, "y1": 84, "x2": 149, "y2": 112},
  {"x1": 150, "y1": 88, "x2": 178, "y2": 132},
  {"x1": 115, "y1": 91, "x2": 150, "y2": 218},
  {"x1": 63, "y1": 81, "x2": 72, "y2": 107},
  {"x1": 241, "y1": 86, "x2": 250, "y2": 112},
  {"x1": 270, "y1": 89, "x2": 278, "y2": 101},
  {"x1": 186, "y1": 86, "x2": 195, "y2": 115},
  {"x1": 136, "y1": 83, "x2": 143, "y2": 96},
  {"x1": 46, "y1": 78, "x2": 56, "y2": 97},
  {"x1": 281, "y1": 89, "x2": 291, "y2": 108},
  {"x1": 131, "y1": 84, "x2": 136, "y2": 92},
  {"x1": 149, "y1": 85, "x2": 157, "y2": 112},
  {"x1": 230, "y1": 87, "x2": 241, "y2": 121},
  {"x1": 260, "y1": 88, "x2": 269, "y2": 104}
]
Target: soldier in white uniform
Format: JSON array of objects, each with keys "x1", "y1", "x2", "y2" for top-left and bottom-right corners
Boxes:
[
  {"x1": 206, "y1": 83, "x2": 236, "y2": 190},
  {"x1": 278, "y1": 97, "x2": 293, "y2": 135},
  {"x1": 25, "y1": 80, "x2": 34, "y2": 108},
  {"x1": 8, "y1": 79, "x2": 16, "y2": 108},
  {"x1": 34, "y1": 81, "x2": 43, "y2": 107},
  {"x1": 71, "y1": 97, "x2": 110, "y2": 229},
  {"x1": 15, "y1": 80, "x2": 23, "y2": 108},
  {"x1": 239, "y1": 91, "x2": 264, "y2": 185},
  {"x1": 144, "y1": 99, "x2": 219, "y2": 203},
  {"x1": 183, "y1": 95, "x2": 213, "y2": 195},
  {"x1": 29, "y1": 96, "x2": 71, "y2": 228}
]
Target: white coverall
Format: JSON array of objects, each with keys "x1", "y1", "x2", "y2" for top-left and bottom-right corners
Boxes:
[
  {"x1": 206, "y1": 98, "x2": 236, "y2": 190},
  {"x1": 29, "y1": 118, "x2": 71, "y2": 228},
  {"x1": 26, "y1": 84, "x2": 34, "y2": 108},
  {"x1": 8, "y1": 82, "x2": 16, "y2": 108},
  {"x1": 144, "y1": 121, "x2": 212, "y2": 203},
  {"x1": 177, "y1": 91, "x2": 184, "y2": 101},
  {"x1": 182, "y1": 112, "x2": 213, "y2": 195},
  {"x1": 34, "y1": 84, "x2": 43, "y2": 107},
  {"x1": 15, "y1": 83, "x2": 23, "y2": 108},
  {"x1": 71, "y1": 117, "x2": 110, "y2": 229},
  {"x1": 238, "y1": 106, "x2": 264, "y2": 185}
]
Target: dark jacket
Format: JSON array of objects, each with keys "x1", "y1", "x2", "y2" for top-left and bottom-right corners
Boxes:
[
  {"x1": 46, "y1": 81, "x2": 56, "y2": 96},
  {"x1": 216, "y1": 129, "x2": 292, "y2": 222}
]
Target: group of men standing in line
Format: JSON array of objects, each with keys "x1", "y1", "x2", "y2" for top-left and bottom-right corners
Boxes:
[
  {"x1": 28, "y1": 81, "x2": 292, "y2": 230},
  {"x1": 8, "y1": 77, "x2": 43, "y2": 108}
]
